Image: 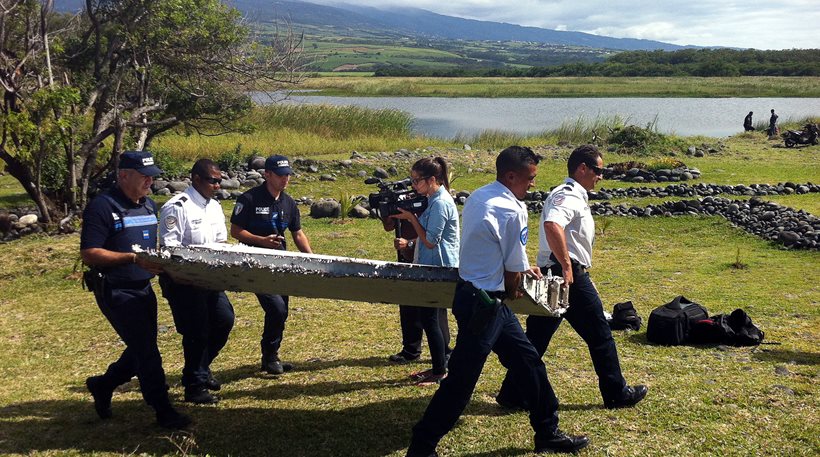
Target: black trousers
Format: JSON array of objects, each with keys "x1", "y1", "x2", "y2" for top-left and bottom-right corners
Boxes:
[
  {"x1": 256, "y1": 293, "x2": 289, "y2": 354},
  {"x1": 399, "y1": 305, "x2": 451, "y2": 361},
  {"x1": 93, "y1": 280, "x2": 170, "y2": 409},
  {"x1": 160, "y1": 277, "x2": 235, "y2": 388},
  {"x1": 498, "y1": 263, "x2": 627, "y2": 405},
  {"x1": 408, "y1": 283, "x2": 559, "y2": 455}
]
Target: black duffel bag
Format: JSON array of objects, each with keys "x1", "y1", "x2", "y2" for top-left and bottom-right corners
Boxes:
[{"x1": 646, "y1": 296, "x2": 708, "y2": 345}]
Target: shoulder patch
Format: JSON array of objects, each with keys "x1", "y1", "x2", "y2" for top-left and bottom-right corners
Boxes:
[
  {"x1": 234, "y1": 202, "x2": 244, "y2": 215},
  {"x1": 164, "y1": 215, "x2": 177, "y2": 230},
  {"x1": 553, "y1": 193, "x2": 566, "y2": 206},
  {"x1": 520, "y1": 226, "x2": 529, "y2": 246}
]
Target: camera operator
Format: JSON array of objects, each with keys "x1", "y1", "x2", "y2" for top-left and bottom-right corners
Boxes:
[
  {"x1": 391, "y1": 157, "x2": 458, "y2": 385},
  {"x1": 376, "y1": 183, "x2": 451, "y2": 367}
]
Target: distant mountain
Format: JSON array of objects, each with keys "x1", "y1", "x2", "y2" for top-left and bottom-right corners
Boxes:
[
  {"x1": 57, "y1": 1, "x2": 690, "y2": 51},
  {"x1": 246, "y1": 1, "x2": 689, "y2": 51},
  {"x1": 334, "y1": 3, "x2": 688, "y2": 51}
]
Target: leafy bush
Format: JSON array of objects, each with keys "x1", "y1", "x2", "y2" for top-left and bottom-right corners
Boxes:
[
  {"x1": 606, "y1": 122, "x2": 691, "y2": 156},
  {"x1": 152, "y1": 147, "x2": 189, "y2": 178},
  {"x1": 645, "y1": 157, "x2": 686, "y2": 171},
  {"x1": 217, "y1": 144, "x2": 249, "y2": 171}
]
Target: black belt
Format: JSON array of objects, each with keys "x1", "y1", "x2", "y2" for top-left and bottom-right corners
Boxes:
[
  {"x1": 548, "y1": 254, "x2": 590, "y2": 273},
  {"x1": 107, "y1": 278, "x2": 152, "y2": 289},
  {"x1": 456, "y1": 279, "x2": 506, "y2": 299}
]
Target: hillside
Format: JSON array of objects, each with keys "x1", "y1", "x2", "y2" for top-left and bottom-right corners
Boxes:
[{"x1": 56, "y1": 0, "x2": 692, "y2": 73}]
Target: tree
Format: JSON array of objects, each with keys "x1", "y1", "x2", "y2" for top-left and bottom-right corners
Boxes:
[{"x1": 0, "y1": 0, "x2": 304, "y2": 223}]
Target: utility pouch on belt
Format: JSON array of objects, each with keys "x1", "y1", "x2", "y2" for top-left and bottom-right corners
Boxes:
[
  {"x1": 468, "y1": 288, "x2": 503, "y2": 335},
  {"x1": 82, "y1": 269, "x2": 105, "y2": 294}
]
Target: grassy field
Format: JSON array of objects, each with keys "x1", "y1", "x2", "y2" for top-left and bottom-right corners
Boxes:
[
  {"x1": 1, "y1": 121, "x2": 819, "y2": 456},
  {"x1": 299, "y1": 76, "x2": 820, "y2": 98}
]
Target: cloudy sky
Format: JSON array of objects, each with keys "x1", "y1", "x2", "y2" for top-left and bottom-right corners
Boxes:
[{"x1": 316, "y1": 0, "x2": 820, "y2": 50}]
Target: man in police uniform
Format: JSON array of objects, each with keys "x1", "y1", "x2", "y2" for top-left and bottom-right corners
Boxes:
[
  {"x1": 406, "y1": 146, "x2": 589, "y2": 457},
  {"x1": 81, "y1": 151, "x2": 190, "y2": 429},
  {"x1": 230, "y1": 155, "x2": 313, "y2": 375},
  {"x1": 159, "y1": 159, "x2": 235, "y2": 404},
  {"x1": 496, "y1": 144, "x2": 648, "y2": 411}
]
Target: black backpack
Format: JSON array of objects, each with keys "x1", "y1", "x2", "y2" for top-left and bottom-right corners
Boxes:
[
  {"x1": 646, "y1": 296, "x2": 708, "y2": 345},
  {"x1": 609, "y1": 301, "x2": 642, "y2": 331},
  {"x1": 689, "y1": 309, "x2": 765, "y2": 346}
]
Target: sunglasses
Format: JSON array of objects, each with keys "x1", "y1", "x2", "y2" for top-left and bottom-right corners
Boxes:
[
  {"x1": 586, "y1": 163, "x2": 604, "y2": 176},
  {"x1": 200, "y1": 176, "x2": 221, "y2": 184}
]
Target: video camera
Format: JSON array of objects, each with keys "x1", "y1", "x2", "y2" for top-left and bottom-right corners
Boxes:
[{"x1": 365, "y1": 177, "x2": 428, "y2": 219}]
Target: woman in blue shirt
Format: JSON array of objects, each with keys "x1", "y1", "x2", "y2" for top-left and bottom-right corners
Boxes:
[{"x1": 393, "y1": 157, "x2": 460, "y2": 384}]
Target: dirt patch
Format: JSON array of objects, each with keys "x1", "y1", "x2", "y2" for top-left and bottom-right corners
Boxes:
[{"x1": 332, "y1": 64, "x2": 361, "y2": 72}]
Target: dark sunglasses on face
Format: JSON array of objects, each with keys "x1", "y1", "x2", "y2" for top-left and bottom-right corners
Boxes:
[
  {"x1": 586, "y1": 163, "x2": 604, "y2": 176},
  {"x1": 200, "y1": 176, "x2": 221, "y2": 184}
]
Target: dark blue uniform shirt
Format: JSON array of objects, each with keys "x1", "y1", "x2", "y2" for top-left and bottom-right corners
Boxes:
[
  {"x1": 81, "y1": 186, "x2": 158, "y2": 283},
  {"x1": 230, "y1": 185, "x2": 300, "y2": 250}
]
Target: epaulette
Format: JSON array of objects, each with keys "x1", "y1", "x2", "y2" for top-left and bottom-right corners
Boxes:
[{"x1": 562, "y1": 185, "x2": 573, "y2": 191}]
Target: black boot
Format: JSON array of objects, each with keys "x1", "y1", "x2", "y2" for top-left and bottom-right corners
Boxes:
[
  {"x1": 86, "y1": 375, "x2": 114, "y2": 419},
  {"x1": 184, "y1": 385, "x2": 219, "y2": 404},
  {"x1": 261, "y1": 347, "x2": 293, "y2": 375}
]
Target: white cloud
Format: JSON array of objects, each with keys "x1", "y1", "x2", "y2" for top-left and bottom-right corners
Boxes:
[{"x1": 314, "y1": 0, "x2": 820, "y2": 49}]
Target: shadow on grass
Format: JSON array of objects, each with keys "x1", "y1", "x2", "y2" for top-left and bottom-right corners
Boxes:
[
  {"x1": 753, "y1": 348, "x2": 820, "y2": 365},
  {"x1": 0, "y1": 395, "x2": 430, "y2": 456}
]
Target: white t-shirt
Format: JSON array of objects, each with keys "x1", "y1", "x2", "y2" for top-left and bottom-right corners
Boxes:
[
  {"x1": 537, "y1": 177, "x2": 595, "y2": 268},
  {"x1": 459, "y1": 180, "x2": 531, "y2": 292},
  {"x1": 160, "y1": 186, "x2": 228, "y2": 247}
]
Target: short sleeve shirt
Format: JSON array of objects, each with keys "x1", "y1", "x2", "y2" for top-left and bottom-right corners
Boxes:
[
  {"x1": 230, "y1": 185, "x2": 300, "y2": 250},
  {"x1": 160, "y1": 186, "x2": 228, "y2": 247},
  {"x1": 416, "y1": 186, "x2": 460, "y2": 268},
  {"x1": 458, "y1": 181, "x2": 530, "y2": 292},
  {"x1": 537, "y1": 178, "x2": 595, "y2": 268}
]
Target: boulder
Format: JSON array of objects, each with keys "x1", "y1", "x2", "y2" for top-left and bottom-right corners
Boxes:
[
  {"x1": 373, "y1": 168, "x2": 390, "y2": 179},
  {"x1": 310, "y1": 199, "x2": 341, "y2": 218},
  {"x1": 349, "y1": 204, "x2": 370, "y2": 219},
  {"x1": 219, "y1": 178, "x2": 241, "y2": 190},
  {"x1": 18, "y1": 214, "x2": 39, "y2": 227},
  {"x1": 168, "y1": 181, "x2": 189, "y2": 192},
  {"x1": 248, "y1": 156, "x2": 266, "y2": 170}
]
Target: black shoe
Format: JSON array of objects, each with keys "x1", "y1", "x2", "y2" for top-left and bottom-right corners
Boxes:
[
  {"x1": 156, "y1": 406, "x2": 192, "y2": 430},
  {"x1": 261, "y1": 352, "x2": 294, "y2": 375},
  {"x1": 604, "y1": 384, "x2": 648, "y2": 409},
  {"x1": 535, "y1": 430, "x2": 590, "y2": 454},
  {"x1": 495, "y1": 392, "x2": 529, "y2": 412},
  {"x1": 205, "y1": 374, "x2": 221, "y2": 391},
  {"x1": 184, "y1": 386, "x2": 219, "y2": 404},
  {"x1": 86, "y1": 375, "x2": 113, "y2": 419},
  {"x1": 388, "y1": 351, "x2": 420, "y2": 364}
]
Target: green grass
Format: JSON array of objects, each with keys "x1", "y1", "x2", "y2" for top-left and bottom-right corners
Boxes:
[
  {"x1": 1, "y1": 135, "x2": 819, "y2": 456},
  {"x1": 300, "y1": 76, "x2": 820, "y2": 98}
]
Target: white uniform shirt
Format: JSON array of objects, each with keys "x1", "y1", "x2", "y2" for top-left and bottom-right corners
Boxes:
[
  {"x1": 459, "y1": 180, "x2": 531, "y2": 292},
  {"x1": 537, "y1": 177, "x2": 595, "y2": 268},
  {"x1": 160, "y1": 186, "x2": 228, "y2": 247}
]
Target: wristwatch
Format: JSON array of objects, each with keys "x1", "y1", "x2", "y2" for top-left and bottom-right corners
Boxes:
[{"x1": 408, "y1": 240, "x2": 416, "y2": 249}]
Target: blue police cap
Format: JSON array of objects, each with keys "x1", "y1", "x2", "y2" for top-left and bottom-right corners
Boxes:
[
  {"x1": 119, "y1": 151, "x2": 163, "y2": 177},
  {"x1": 265, "y1": 155, "x2": 293, "y2": 176}
]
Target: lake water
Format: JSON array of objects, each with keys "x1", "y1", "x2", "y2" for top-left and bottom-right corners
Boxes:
[{"x1": 251, "y1": 92, "x2": 820, "y2": 139}]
